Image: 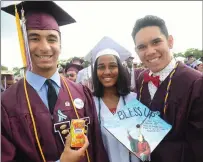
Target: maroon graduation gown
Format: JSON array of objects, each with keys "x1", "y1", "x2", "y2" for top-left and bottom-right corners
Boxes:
[
  {"x1": 134, "y1": 62, "x2": 203, "y2": 162},
  {"x1": 133, "y1": 68, "x2": 145, "y2": 92},
  {"x1": 1, "y1": 78, "x2": 109, "y2": 162}
]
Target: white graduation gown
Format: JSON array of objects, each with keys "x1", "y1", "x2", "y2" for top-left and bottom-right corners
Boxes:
[{"x1": 93, "y1": 92, "x2": 140, "y2": 162}]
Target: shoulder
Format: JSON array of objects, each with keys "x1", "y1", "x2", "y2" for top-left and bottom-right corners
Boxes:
[
  {"x1": 124, "y1": 92, "x2": 137, "y2": 101},
  {"x1": 174, "y1": 62, "x2": 202, "y2": 85},
  {"x1": 176, "y1": 62, "x2": 202, "y2": 79}
]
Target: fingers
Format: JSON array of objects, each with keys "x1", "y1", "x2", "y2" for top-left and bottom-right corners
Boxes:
[
  {"x1": 78, "y1": 135, "x2": 89, "y2": 154},
  {"x1": 64, "y1": 134, "x2": 71, "y2": 150}
]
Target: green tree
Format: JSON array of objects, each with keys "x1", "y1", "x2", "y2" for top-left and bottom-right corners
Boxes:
[
  {"x1": 184, "y1": 48, "x2": 203, "y2": 59},
  {"x1": 12, "y1": 67, "x2": 21, "y2": 75},
  {"x1": 1, "y1": 65, "x2": 8, "y2": 71},
  {"x1": 173, "y1": 52, "x2": 184, "y2": 58}
]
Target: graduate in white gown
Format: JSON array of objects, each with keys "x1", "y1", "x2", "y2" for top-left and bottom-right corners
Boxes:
[{"x1": 92, "y1": 48, "x2": 140, "y2": 162}]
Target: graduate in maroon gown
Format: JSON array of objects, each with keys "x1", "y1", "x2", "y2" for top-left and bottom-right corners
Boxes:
[
  {"x1": 65, "y1": 63, "x2": 83, "y2": 82},
  {"x1": 131, "y1": 15, "x2": 203, "y2": 162},
  {"x1": 1, "y1": 71, "x2": 15, "y2": 91},
  {"x1": 1, "y1": 1, "x2": 109, "y2": 162}
]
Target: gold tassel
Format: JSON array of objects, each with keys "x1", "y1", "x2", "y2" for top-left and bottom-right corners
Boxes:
[{"x1": 15, "y1": 5, "x2": 27, "y2": 67}]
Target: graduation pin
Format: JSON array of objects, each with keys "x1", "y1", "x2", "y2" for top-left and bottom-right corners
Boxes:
[{"x1": 65, "y1": 101, "x2": 70, "y2": 107}]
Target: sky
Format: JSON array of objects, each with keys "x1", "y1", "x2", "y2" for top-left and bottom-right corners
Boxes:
[{"x1": 1, "y1": 1, "x2": 202, "y2": 69}]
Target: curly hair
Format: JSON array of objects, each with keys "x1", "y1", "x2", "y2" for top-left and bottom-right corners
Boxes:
[{"x1": 131, "y1": 15, "x2": 169, "y2": 43}]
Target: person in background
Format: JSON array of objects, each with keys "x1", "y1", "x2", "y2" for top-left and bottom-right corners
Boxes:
[
  {"x1": 1, "y1": 70, "x2": 15, "y2": 91},
  {"x1": 92, "y1": 48, "x2": 140, "y2": 162},
  {"x1": 131, "y1": 15, "x2": 203, "y2": 162},
  {"x1": 191, "y1": 59, "x2": 203, "y2": 73},
  {"x1": 185, "y1": 54, "x2": 196, "y2": 67},
  {"x1": 71, "y1": 57, "x2": 84, "y2": 66},
  {"x1": 125, "y1": 56, "x2": 136, "y2": 91},
  {"x1": 1, "y1": 1, "x2": 109, "y2": 162},
  {"x1": 65, "y1": 63, "x2": 83, "y2": 82}
]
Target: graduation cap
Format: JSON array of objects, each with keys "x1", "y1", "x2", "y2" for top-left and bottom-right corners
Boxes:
[
  {"x1": 70, "y1": 57, "x2": 84, "y2": 65},
  {"x1": 84, "y1": 36, "x2": 132, "y2": 63},
  {"x1": 65, "y1": 63, "x2": 83, "y2": 73},
  {"x1": 1, "y1": 1, "x2": 76, "y2": 70},
  {"x1": 1, "y1": 1, "x2": 76, "y2": 31}
]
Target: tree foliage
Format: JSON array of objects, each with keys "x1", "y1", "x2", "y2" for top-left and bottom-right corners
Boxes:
[
  {"x1": 1, "y1": 65, "x2": 8, "y2": 71},
  {"x1": 174, "y1": 48, "x2": 203, "y2": 59}
]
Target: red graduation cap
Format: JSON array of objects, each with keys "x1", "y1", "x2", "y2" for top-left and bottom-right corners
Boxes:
[
  {"x1": 1, "y1": 1, "x2": 76, "y2": 32},
  {"x1": 65, "y1": 63, "x2": 83, "y2": 73}
]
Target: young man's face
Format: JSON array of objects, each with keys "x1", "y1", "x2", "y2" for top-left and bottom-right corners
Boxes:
[
  {"x1": 187, "y1": 56, "x2": 195, "y2": 65},
  {"x1": 134, "y1": 26, "x2": 173, "y2": 73},
  {"x1": 126, "y1": 58, "x2": 133, "y2": 68},
  {"x1": 27, "y1": 29, "x2": 61, "y2": 73},
  {"x1": 65, "y1": 71, "x2": 77, "y2": 82}
]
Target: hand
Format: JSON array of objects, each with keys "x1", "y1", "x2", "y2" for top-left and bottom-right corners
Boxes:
[{"x1": 60, "y1": 134, "x2": 89, "y2": 162}]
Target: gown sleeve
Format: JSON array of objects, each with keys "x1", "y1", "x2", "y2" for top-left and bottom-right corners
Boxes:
[
  {"x1": 186, "y1": 76, "x2": 203, "y2": 162},
  {"x1": 1, "y1": 104, "x2": 17, "y2": 162}
]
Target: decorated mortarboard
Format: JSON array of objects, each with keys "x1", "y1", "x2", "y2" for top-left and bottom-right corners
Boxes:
[
  {"x1": 1, "y1": 1, "x2": 76, "y2": 71},
  {"x1": 65, "y1": 63, "x2": 83, "y2": 73},
  {"x1": 84, "y1": 36, "x2": 132, "y2": 63}
]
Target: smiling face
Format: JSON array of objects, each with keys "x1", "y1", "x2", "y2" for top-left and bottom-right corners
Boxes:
[
  {"x1": 27, "y1": 29, "x2": 61, "y2": 74},
  {"x1": 65, "y1": 71, "x2": 77, "y2": 82},
  {"x1": 97, "y1": 55, "x2": 119, "y2": 88},
  {"x1": 134, "y1": 26, "x2": 173, "y2": 73}
]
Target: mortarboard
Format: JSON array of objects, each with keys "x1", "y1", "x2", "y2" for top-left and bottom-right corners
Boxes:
[
  {"x1": 1, "y1": 1, "x2": 76, "y2": 32},
  {"x1": 71, "y1": 57, "x2": 84, "y2": 65},
  {"x1": 84, "y1": 36, "x2": 132, "y2": 63},
  {"x1": 95, "y1": 48, "x2": 120, "y2": 61},
  {"x1": 1, "y1": 1, "x2": 76, "y2": 70},
  {"x1": 65, "y1": 63, "x2": 83, "y2": 73}
]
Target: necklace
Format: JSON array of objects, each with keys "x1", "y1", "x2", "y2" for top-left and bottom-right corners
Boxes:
[{"x1": 23, "y1": 76, "x2": 91, "y2": 162}]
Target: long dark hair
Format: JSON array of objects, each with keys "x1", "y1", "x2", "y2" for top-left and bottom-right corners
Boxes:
[{"x1": 92, "y1": 55, "x2": 131, "y2": 97}]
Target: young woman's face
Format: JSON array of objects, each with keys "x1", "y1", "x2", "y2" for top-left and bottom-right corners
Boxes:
[{"x1": 97, "y1": 55, "x2": 119, "y2": 88}]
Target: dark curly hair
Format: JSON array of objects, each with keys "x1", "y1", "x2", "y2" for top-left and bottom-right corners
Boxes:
[{"x1": 131, "y1": 15, "x2": 169, "y2": 43}]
